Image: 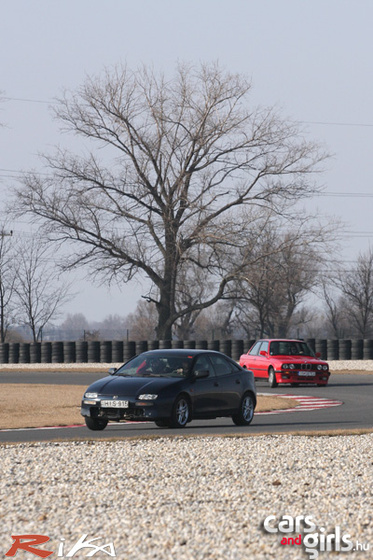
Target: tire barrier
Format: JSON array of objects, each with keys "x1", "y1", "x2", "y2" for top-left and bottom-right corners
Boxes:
[
  {"x1": 195, "y1": 340, "x2": 208, "y2": 349},
  {"x1": 243, "y1": 340, "x2": 255, "y2": 353},
  {"x1": 315, "y1": 339, "x2": 327, "y2": 360},
  {"x1": 135, "y1": 340, "x2": 148, "y2": 355},
  {"x1": 0, "y1": 337, "x2": 372, "y2": 364},
  {"x1": 51, "y1": 341, "x2": 63, "y2": 363},
  {"x1": 30, "y1": 342, "x2": 41, "y2": 363},
  {"x1": 100, "y1": 341, "x2": 112, "y2": 363},
  {"x1": 111, "y1": 340, "x2": 124, "y2": 362},
  {"x1": 326, "y1": 339, "x2": 339, "y2": 361},
  {"x1": 306, "y1": 338, "x2": 316, "y2": 352},
  {"x1": 363, "y1": 339, "x2": 373, "y2": 360},
  {"x1": 220, "y1": 339, "x2": 232, "y2": 357},
  {"x1": 63, "y1": 341, "x2": 76, "y2": 363},
  {"x1": 41, "y1": 342, "x2": 52, "y2": 363},
  {"x1": 87, "y1": 341, "x2": 100, "y2": 363},
  {"x1": 351, "y1": 339, "x2": 363, "y2": 360},
  {"x1": 147, "y1": 340, "x2": 160, "y2": 351},
  {"x1": 0, "y1": 343, "x2": 9, "y2": 363},
  {"x1": 231, "y1": 339, "x2": 244, "y2": 361},
  {"x1": 75, "y1": 341, "x2": 88, "y2": 363},
  {"x1": 123, "y1": 341, "x2": 136, "y2": 362},
  {"x1": 339, "y1": 339, "x2": 352, "y2": 360},
  {"x1": 19, "y1": 343, "x2": 31, "y2": 364},
  {"x1": 9, "y1": 343, "x2": 20, "y2": 364}
]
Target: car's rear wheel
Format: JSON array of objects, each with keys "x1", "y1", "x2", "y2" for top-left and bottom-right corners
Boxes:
[
  {"x1": 268, "y1": 367, "x2": 278, "y2": 388},
  {"x1": 232, "y1": 393, "x2": 255, "y2": 426},
  {"x1": 85, "y1": 417, "x2": 108, "y2": 431},
  {"x1": 169, "y1": 395, "x2": 190, "y2": 428}
]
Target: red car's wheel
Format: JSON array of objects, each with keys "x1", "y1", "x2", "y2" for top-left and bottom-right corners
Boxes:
[{"x1": 268, "y1": 367, "x2": 278, "y2": 388}]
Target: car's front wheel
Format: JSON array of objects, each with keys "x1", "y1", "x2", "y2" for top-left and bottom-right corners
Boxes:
[
  {"x1": 155, "y1": 419, "x2": 170, "y2": 428},
  {"x1": 85, "y1": 417, "x2": 108, "y2": 431},
  {"x1": 169, "y1": 395, "x2": 190, "y2": 428},
  {"x1": 232, "y1": 393, "x2": 255, "y2": 426},
  {"x1": 268, "y1": 367, "x2": 278, "y2": 388}
]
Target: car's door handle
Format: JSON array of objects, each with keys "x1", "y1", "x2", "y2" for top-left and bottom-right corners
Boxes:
[
  {"x1": 214, "y1": 382, "x2": 219, "y2": 387},
  {"x1": 235, "y1": 379, "x2": 241, "y2": 384}
]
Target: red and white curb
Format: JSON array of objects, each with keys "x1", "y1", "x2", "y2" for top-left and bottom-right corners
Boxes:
[
  {"x1": 0, "y1": 424, "x2": 86, "y2": 432},
  {"x1": 256, "y1": 393, "x2": 343, "y2": 415}
]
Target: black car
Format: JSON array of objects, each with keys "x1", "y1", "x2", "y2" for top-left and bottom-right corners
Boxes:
[{"x1": 81, "y1": 349, "x2": 257, "y2": 430}]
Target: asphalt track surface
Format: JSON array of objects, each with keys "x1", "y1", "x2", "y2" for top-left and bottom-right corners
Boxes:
[{"x1": 0, "y1": 371, "x2": 372, "y2": 443}]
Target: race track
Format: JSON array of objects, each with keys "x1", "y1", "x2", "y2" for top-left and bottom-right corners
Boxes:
[{"x1": 0, "y1": 373, "x2": 372, "y2": 443}]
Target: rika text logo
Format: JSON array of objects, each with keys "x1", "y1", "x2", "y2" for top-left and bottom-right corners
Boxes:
[{"x1": 5, "y1": 535, "x2": 116, "y2": 558}]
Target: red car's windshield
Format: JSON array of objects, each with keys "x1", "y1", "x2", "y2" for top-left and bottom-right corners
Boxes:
[{"x1": 269, "y1": 341, "x2": 315, "y2": 357}]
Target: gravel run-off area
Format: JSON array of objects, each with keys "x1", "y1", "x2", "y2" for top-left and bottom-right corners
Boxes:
[
  {"x1": 1, "y1": 361, "x2": 372, "y2": 559},
  {"x1": 1, "y1": 435, "x2": 372, "y2": 560}
]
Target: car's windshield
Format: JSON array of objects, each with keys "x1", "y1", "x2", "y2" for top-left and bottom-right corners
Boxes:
[
  {"x1": 269, "y1": 341, "x2": 315, "y2": 357},
  {"x1": 114, "y1": 353, "x2": 193, "y2": 378}
]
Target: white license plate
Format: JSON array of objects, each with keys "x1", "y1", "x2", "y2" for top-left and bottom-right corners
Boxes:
[
  {"x1": 101, "y1": 400, "x2": 129, "y2": 408},
  {"x1": 298, "y1": 372, "x2": 315, "y2": 377}
]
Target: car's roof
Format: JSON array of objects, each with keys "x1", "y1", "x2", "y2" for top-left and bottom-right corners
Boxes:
[
  {"x1": 138, "y1": 348, "x2": 226, "y2": 356},
  {"x1": 257, "y1": 338, "x2": 306, "y2": 343}
]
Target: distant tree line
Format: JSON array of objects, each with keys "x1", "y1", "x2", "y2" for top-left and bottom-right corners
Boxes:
[{"x1": 10, "y1": 246, "x2": 372, "y2": 343}]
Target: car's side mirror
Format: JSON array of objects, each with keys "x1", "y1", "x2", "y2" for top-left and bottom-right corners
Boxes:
[
  {"x1": 259, "y1": 350, "x2": 267, "y2": 357},
  {"x1": 108, "y1": 367, "x2": 117, "y2": 375},
  {"x1": 194, "y1": 369, "x2": 210, "y2": 379},
  {"x1": 315, "y1": 352, "x2": 321, "y2": 358}
]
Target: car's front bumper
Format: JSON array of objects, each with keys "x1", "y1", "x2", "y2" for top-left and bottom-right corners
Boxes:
[
  {"x1": 81, "y1": 396, "x2": 173, "y2": 422},
  {"x1": 277, "y1": 370, "x2": 330, "y2": 385}
]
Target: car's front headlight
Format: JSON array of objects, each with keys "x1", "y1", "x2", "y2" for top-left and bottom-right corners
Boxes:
[
  {"x1": 138, "y1": 394, "x2": 158, "y2": 400},
  {"x1": 85, "y1": 392, "x2": 98, "y2": 398}
]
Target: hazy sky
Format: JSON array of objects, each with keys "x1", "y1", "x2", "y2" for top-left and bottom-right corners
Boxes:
[{"x1": 1, "y1": 0, "x2": 373, "y2": 321}]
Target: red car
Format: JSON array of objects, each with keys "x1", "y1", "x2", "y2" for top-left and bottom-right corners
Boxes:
[{"x1": 239, "y1": 339, "x2": 330, "y2": 387}]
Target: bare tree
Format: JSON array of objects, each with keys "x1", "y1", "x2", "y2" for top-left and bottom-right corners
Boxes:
[
  {"x1": 59, "y1": 312, "x2": 89, "y2": 340},
  {"x1": 14, "y1": 238, "x2": 73, "y2": 341},
  {"x1": 0, "y1": 226, "x2": 17, "y2": 341},
  {"x1": 321, "y1": 282, "x2": 350, "y2": 338},
  {"x1": 232, "y1": 216, "x2": 336, "y2": 337},
  {"x1": 336, "y1": 249, "x2": 373, "y2": 337},
  {"x1": 16, "y1": 62, "x2": 328, "y2": 339},
  {"x1": 126, "y1": 299, "x2": 157, "y2": 340}
]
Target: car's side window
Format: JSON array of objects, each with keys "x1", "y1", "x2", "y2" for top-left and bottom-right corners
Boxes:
[
  {"x1": 193, "y1": 355, "x2": 214, "y2": 377},
  {"x1": 210, "y1": 355, "x2": 235, "y2": 377},
  {"x1": 260, "y1": 341, "x2": 269, "y2": 353},
  {"x1": 249, "y1": 341, "x2": 262, "y2": 356}
]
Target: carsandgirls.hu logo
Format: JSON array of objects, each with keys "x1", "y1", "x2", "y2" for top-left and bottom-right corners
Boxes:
[{"x1": 263, "y1": 515, "x2": 370, "y2": 559}]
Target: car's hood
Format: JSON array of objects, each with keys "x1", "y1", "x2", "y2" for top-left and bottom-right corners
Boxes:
[
  {"x1": 84, "y1": 375, "x2": 184, "y2": 396},
  {"x1": 274, "y1": 355, "x2": 327, "y2": 364}
]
